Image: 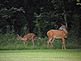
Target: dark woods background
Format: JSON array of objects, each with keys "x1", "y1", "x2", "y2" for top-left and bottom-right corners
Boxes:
[{"x1": 0, "y1": 0, "x2": 81, "y2": 48}]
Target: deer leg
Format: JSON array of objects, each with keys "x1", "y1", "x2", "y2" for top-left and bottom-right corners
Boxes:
[
  {"x1": 50, "y1": 38, "x2": 55, "y2": 47},
  {"x1": 47, "y1": 38, "x2": 52, "y2": 47},
  {"x1": 23, "y1": 40, "x2": 26, "y2": 44},
  {"x1": 26, "y1": 41, "x2": 28, "y2": 45},
  {"x1": 32, "y1": 39, "x2": 35, "y2": 48},
  {"x1": 62, "y1": 38, "x2": 66, "y2": 49},
  {"x1": 23, "y1": 40, "x2": 28, "y2": 45}
]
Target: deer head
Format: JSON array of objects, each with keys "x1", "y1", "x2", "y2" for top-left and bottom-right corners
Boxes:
[{"x1": 16, "y1": 34, "x2": 23, "y2": 40}]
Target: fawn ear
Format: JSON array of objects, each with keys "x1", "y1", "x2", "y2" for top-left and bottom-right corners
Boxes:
[
  {"x1": 17, "y1": 34, "x2": 20, "y2": 37},
  {"x1": 16, "y1": 34, "x2": 20, "y2": 40}
]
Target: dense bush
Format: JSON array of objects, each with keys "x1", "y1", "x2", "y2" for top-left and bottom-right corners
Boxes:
[{"x1": 0, "y1": 33, "x2": 80, "y2": 50}]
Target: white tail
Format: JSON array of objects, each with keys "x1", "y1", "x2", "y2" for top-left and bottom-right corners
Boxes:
[
  {"x1": 47, "y1": 29, "x2": 68, "y2": 49},
  {"x1": 17, "y1": 33, "x2": 36, "y2": 47}
]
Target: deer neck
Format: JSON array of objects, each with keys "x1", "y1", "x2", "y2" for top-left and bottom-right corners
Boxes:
[
  {"x1": 62, "y1": 29, "x2": 68, "y2": 38},
  {"x1": 63, "y1": 29, "x2": 68, "y2": 34},
  {"x1": 19, "y1": 36, "x2": 27, "y2": 41},
  {"x1": 17, "y1": 35, "x2": 23, "y2": 40}
]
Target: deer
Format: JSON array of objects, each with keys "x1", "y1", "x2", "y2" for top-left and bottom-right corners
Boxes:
[
  {"x1": 47, "y1": 29, "x2": 68, "y2": 49},
  {"x1": 17, "y1": 33, "x2": 36, "y2": 47}
]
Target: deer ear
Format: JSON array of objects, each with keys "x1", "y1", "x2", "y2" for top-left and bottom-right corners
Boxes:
[{"x1": 17, "y1": 34, "x2": 19, "y2": 37}]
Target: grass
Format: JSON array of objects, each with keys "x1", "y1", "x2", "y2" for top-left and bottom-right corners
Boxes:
[
  {"x1": 0, "y1": 34, "x2": 81, "y2": 61},
  {"x1": 0, "y1": 49, "x2": 81, "y2": 61}
]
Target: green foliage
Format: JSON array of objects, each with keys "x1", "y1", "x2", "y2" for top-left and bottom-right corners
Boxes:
[
  {"x1": 0, "y1": 7, "x2": 26, "y2": 34},
  {"x1": 0, "y1": 34, "x2": 80, "y2": 50},
  {"x1": 66, "y1": 29, "x2": 80, "y2": 48},
  {"x1": 0, "y1": 0, "x2": 81, "y2": 49},
  {"x1": 33, "y1": 12, "x2": 49, "y2": 37}
]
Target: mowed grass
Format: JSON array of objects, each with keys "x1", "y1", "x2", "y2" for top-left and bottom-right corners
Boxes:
[{"x1": 0, "y1": 49, "x2": 81, "y2": 61}]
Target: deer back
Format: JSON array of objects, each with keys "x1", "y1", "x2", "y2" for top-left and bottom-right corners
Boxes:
[
  {"x1": 47, "y1": 30, "x2": 66, "y2": 39},
  {"x1": 23, "y1": 33, "x2": 36, "y2": 40}
]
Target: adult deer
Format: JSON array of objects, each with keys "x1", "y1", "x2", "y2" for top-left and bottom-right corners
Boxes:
[
  {"x1": 17, "y1": 33, "x2": 36, "y2": 47},
  {"x1": 47, "y1": 29, "x2": 68, "y2": 49}
]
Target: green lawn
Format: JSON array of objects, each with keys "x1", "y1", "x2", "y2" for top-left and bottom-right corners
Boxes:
[{"x1": 0, "y1": 49, "x2": 81, "y2": 61}]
